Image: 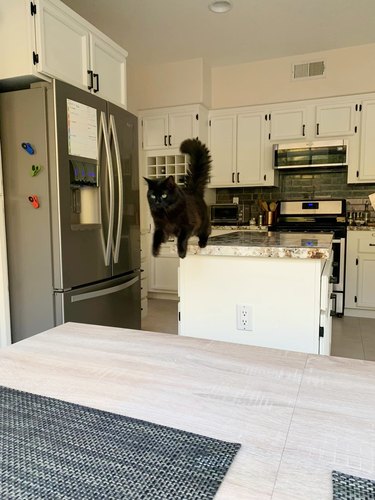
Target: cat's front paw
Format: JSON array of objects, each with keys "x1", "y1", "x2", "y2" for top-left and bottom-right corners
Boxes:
[
  {"x1": 178, "y1": 248, "x2": 187, "y2": 258},
  {"x1": 152, "y1": 246, "x2": 161, "y2": 257}
]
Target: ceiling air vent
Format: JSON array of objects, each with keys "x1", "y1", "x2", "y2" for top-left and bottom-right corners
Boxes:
[{"x1": 293, "y1": 60, "x2": 325, "y2": 80}]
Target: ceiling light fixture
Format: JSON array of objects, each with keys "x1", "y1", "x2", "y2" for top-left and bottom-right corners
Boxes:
[{"x1": 208, "y1": 0, "x2": 233, "y2": 14}]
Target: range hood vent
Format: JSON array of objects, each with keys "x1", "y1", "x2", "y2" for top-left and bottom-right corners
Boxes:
[{"x1": 293, "y1": 60, "x2": 325, "y2": 79}]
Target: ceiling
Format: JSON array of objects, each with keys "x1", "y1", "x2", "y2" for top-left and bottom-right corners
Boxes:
[{"x1": 61, "y1": 0, "x2": 375, "y2": 68}]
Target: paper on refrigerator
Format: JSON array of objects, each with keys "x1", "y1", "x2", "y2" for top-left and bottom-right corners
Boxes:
[{"x1": 67, "y1": 99, "x2": 98, "y2": 159}]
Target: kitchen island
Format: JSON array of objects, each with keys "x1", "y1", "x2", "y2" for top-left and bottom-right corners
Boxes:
[
  {"x1": 179, "y1": 231, "x2": 333, "y2": 354},
  {"x1": 0, "y1": 322, "x2": 374, "y2": 499}
]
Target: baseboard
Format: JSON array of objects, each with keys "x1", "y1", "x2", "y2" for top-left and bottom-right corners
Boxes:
[
  {"x1": 344, "y1": 308, "x2": 375, "y2": 319},
  {"x1": 148, "y1": 291, "x2": 179, "y2": 301}
]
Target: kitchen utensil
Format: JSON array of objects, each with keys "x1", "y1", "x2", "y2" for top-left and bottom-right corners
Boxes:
[
  {"x1": 269, "y1": 201, "x2": 277, "y2": 212},
  {"x1": 261, "y1": 200, "x2": 268, "y2": 212}
]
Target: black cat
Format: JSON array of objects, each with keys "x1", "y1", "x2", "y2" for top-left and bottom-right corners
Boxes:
[{"x1": 144, "y1": 138, "x2": 212, "y2": 258}]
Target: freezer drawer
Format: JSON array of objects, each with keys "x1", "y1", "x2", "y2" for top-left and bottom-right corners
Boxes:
[{"x1": 55, "y1": 272, "x2": 141, "y2": 330}]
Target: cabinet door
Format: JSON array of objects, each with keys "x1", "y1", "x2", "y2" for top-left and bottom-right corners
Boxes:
[
  {"x1": 344, "y1": 232, "x2": 358, "y2": 309},
  {"x1": 316, "y1": 103, "x2": 356, "y2": 137},
  {"x1": 89, "y1": 33, "x2": 127, "y2": 108},
  {"x1": 34, "y1": 0, "x2": 90, "y2": 90},
  {"x1": 237, "y1": 112, "x2": 265, "y2": 185},
  {"x1": 208, "y1": 115, "x2": 236, "y2": 187},
  {"x1": 358, "y1": 99, "x2": 375, "y2": 182},
  {"x1": 357, "y1": 255, "x2": 375, "y2": 308},
  {"x1": 168, "y1": 111, "x2": 197, "y2": 148},
  {"x1": 269, "y1": 108, "x2": 306, "y2": 141},
  {"x1": 142, "y1": 115, "x2": 169, "y2": 150}
]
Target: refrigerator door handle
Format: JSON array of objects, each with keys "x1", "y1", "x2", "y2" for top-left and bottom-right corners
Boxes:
[
  {"x1": 70, "y1": 275, "x2": 139, "y2": 303},
  {"x1": 98, "y1": 111, "x2": 115, "y2": 267},
  {"x1": 109, "y1": 114, "x2": 123, "y2": 264}
]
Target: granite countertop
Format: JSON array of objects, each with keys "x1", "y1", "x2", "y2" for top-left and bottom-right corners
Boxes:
[
  {"x1": 187, "y1": 231, "x2": 333, "y2": 259},
  {"x1": 347, "y1": 224, "x2": 375, "y2": 231},
  {"x1": 211, "y1": 225, "x2": 268, "y2": 231}
]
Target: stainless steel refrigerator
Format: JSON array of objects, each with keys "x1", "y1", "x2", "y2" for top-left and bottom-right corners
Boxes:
[{"x1": 0, "y1": 79, "x2": 141, "y2": 343}]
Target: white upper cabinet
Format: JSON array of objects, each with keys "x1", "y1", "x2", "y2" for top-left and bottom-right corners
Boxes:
[
  {"x1": 353, "y1": 99, "x2": 375, "y2": 183},
  {"x1": 140, "y1": 105, "x2": 208, "y2": 151},
  {"x1": 0, "y1": 0, "x2": 127, "y2": 108},
  {"x1": 208, "y1": 109, "x2": 277, "y2": 187},
  {"x1": 208, "y1": 114, "x2": 237, "y2": 186},
  {"x1": 237, "y1": 111, "x2": 269, "y2": 185},
  {"x1": 34, "y1": 0, "x2": 89, "y2": 89},
  {"x1": 89, "y1": 32, "x2": 127, "y2": 107},
  {"x1": 269, "y1": 107, "x2": 307, "y2": 141},
  {"x1": 315, "y1": 102, "x2": 356, "y2": 137}
]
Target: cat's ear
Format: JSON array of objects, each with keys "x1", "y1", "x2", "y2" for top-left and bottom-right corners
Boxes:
[
  {"x1": 165, "y1": 175, "x2": 176, "y2": 190},
  {"x1": 143, "y1": 177, "x2": 154, "y2": 187}
]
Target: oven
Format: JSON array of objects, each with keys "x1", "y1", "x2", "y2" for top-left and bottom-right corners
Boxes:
[{"x1": 273, "y1": 199, "x2": 347, "y2": 316}]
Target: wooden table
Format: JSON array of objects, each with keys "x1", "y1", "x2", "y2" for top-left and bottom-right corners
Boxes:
[{"x1": 1, "y1": 322, "x2": 374, "y2": 499}]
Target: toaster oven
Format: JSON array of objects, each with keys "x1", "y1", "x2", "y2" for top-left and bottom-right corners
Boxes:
[{"x1": 210, "y1": 204, "x2": 250, "y2": 225}]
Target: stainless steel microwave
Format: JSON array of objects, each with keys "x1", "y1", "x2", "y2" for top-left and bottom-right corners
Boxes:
[
  {"x1": 273, "y1": 140, "x2": 348, "y2": 169},
  {"x1": 210, "y1": 204, "x2": 250, "y2": 225}
]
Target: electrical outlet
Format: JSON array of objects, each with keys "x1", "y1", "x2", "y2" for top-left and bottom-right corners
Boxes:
[
  {"x1": 232, "y1": 196, "x2": 239, "y2": 204},
  {"x1": 236, "y1": 304, "x2": 252, "y2": 331}
]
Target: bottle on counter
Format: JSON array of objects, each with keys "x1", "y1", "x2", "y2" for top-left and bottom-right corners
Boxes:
[{"x1": 257, "y1": 214, "x2": 263, "y2": 227}]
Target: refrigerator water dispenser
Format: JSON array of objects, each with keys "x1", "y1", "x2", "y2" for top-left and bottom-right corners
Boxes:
[{"x1": 70, "y1": 160, "x2": 100, "y2": 226}]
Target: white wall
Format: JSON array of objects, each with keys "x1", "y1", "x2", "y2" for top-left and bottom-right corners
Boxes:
[
  {"x1": 128, "y1": 58, "x2": 211, "y2": 113},
  {"x1": 129, "y1": 43, "x2": 375, "y2": 112},
  {"x1": 211, "y1": 43, "x2": 375, "y2": 109}
]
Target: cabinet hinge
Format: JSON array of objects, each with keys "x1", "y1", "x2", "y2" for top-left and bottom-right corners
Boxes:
[
  {"x1": 196, "y1": 114, "x2": 199, "y2": 120},
  {"x1": 356, "y1": 258, "x2": 358, "y2": 265},
  {"x1": 354, "y1": 125, "x2": 358, "y2": 133},
  {"x1": 30, "y1": 2, "x2": 37, "y2": 15},
  {"x1": 354, "y1": 296, "x2": 357, "y2": 303},
  {"x1": 319, "y1": 326, "x2": 324, "y2": 337},
  {"x1": 32, "y1": 51, "x2": 39, "y2": 65}
]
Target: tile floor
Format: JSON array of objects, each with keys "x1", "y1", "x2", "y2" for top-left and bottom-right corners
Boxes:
[{"x1": 142, "y1": 299, "x2": 375, "y2": 361}]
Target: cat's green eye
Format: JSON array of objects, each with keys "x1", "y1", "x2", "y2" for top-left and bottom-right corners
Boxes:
[{"x1": 161, "y1": 193, "x2": 167, "y2": 199}]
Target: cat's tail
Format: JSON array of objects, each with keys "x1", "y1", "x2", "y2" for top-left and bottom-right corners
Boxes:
[{"x1": 180, "y1": 138, "x2": 211, "y2": 196}]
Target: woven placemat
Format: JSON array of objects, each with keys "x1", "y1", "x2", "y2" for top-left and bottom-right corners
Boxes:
[
  {"x1": 0, "y1": 385, "x2": 240, "y2": 499},
  {"x1": 332, "y1": 470, "x2": 375, "y2": 499}
]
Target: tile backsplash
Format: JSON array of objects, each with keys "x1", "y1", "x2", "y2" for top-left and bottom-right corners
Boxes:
[{"x1": 215, "y1": 167, "x2": 375, "y2": 222}]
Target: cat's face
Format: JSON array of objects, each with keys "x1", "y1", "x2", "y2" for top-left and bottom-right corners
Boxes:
[{"x1": 144, "y1": 176, "x2": 178, "y2": 211}]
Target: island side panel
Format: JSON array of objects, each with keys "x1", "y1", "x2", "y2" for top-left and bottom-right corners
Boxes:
[{"x1": 178, "y1": 255, "x2": 323, "y2": 354}]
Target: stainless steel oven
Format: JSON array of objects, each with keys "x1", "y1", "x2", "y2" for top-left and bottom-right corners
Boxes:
[{"x1": 273, "y1": 199, "x2": 347, "y2": 316}]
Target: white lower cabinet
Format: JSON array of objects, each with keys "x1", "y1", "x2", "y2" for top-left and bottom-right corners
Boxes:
[
  {"x1": 345, "y1": 230, "x2": 375, "y2": 316},
  {"x1": 149, "y1": 240, "x2": 179, "y2": 295}
]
